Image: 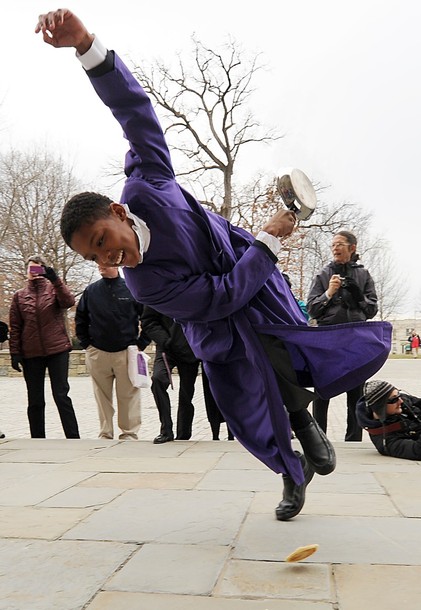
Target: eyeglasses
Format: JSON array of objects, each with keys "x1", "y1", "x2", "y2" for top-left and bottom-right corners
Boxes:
[
  {"x1": 387, "y1": 393, "x2": 402, "y2": 404},
  {"x1": 331, "y1": 243, "x2": 350, "y2": 249}
]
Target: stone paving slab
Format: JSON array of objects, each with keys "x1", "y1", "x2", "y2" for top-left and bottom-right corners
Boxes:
[
  {"x1": 0, "y1": 448, "x2": 98, "y2": 463},
  {"x1": 0, "y1": 506, "x2": 92, "y2": 539},
  {"x1": 0, "y1": 462, "x2": 61, "y2": 487},
  {"x1": 375, "y1": 471, "x2": 421, "y2": 517},
  {"x1": 0, "y1": 470, "x2": 93, "y2": 506},
  {"x1": 214, "y1": 558, "x2": 331, "y2": 600},
  {"x1": 105, "y1": 543, "x2": 229, "y2": 595},
  {"x1": 0, "y1": 539, "x2": 136, "y2": 610},
  {"x1": 77, "y1": 471, "x2": 203, "y2": 490},
  {"x1": 214, "y1": 451, "x2": 269, "y2": 470},
  {"x1": 62, "y1": 489, "x2": 252, "y2": 545},
  {"x1": 250, "y1": 491, "x2": 399, "y2": 517},
  {"x1": 197, "y1": 468, "x2": 281, "y2": 492},
  {"x1": 1, "y1": 439, "x2": 117, "y2": 450},
  {"x1": 85, "y1": 592, "x2": 333, "y2": 610},
  {"x1": 58, "y1": 452, "x2": 222, "y2": 473},
  {"x1": 38, "y1": 486, "x2": 124, "y2": 508},
  {"x1": 307, "y1": 471, "x2": 385, "y2": 494},
  {"x1": 234, "y1": 514, "x2": 421, "y2": 565},
  {"x1": 334, "y1": 565, "x2": 421, "y2": 610}
]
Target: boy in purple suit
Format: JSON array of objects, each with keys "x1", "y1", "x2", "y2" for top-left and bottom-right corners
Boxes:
[{"x1": 36, "y1": 9, "x2": 391, "y2": 520}]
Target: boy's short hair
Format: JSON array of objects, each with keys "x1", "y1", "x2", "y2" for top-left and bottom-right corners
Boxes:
[{"x1": 60, "y1": 192, "x2": 114, "y2": 247}]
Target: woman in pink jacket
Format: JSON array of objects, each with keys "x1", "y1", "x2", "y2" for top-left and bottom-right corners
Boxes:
[{"x1": 9, "y1": 255, "x2": 80, "y2": 438}]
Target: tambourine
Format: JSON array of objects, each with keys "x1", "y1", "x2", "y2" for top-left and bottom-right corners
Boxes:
[{"x1": 276, "y1": 168, "x2": 317, "y2": 220}]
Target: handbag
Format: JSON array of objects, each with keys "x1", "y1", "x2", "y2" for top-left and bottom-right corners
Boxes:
[{"x1": 127, "y1": 345, "x2": 151, "y2": 388}]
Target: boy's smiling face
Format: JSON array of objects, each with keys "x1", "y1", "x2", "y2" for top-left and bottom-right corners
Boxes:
[{"x1": 70, "y1": 203, "x2": 141, "y2": 268}]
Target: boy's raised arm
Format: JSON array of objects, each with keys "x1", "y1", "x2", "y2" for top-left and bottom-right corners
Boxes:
[
  {"x1": 35, "y1": 8, "x2": 175, "y2": 182},
  {"x1": 35, "y1": 8, "x2": 94, "y2": 55}
]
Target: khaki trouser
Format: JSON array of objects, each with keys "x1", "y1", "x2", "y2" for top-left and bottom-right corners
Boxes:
[{"x1": 85, "y1": 346, "x2": 141, "y2": 439}]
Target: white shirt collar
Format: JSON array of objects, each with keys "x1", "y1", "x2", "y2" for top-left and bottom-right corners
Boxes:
[{"x1": 122, "y1": 204, "x2": 150, "y2": 264}]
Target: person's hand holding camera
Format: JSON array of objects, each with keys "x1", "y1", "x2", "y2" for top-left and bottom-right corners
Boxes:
[
  {"x1": 43, "y1": 266, "x2": 58, "y2": 283},
  {"x1": 11, "y1": 354, "x2": 24, "y2": 372},
  {"x1": 326, "y1": 274, "x2": 342, "y2": 299}
]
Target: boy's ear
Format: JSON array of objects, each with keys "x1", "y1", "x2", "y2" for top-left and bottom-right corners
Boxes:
[{"x1": 110, "y1": 203, "x2": 127, "y2": 221}]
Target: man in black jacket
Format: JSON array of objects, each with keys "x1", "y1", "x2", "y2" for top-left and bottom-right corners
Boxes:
[
  {"x1": 357, "y1": 380, "x2": 421, "y2": 460},
  {"x1": 141, "y1": 306, "x2": 201, "y2": 443},
  {"x1": 76, "y1": 266, "x2": 149, "y2": 440}
]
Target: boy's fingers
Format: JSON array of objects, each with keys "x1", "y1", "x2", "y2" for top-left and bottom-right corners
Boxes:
[{"x1": 36, "y1": 9, "x2": 65, "y2": 33}]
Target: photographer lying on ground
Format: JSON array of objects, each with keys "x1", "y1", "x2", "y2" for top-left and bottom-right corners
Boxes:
[{"x1": 357, "y1": 380, "x2": 421, "y2": 460}]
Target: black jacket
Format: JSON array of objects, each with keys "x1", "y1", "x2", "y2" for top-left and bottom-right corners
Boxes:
[
  {"x1": 141, "y1": 306, "x2": 197, "y2": 364},
  {"x1": 356, "y1": 393, "x2": 421, "y2": 460},
  {"x1": 307, "y1": 261, "x2": 378, "y2": 325},
  {"x1": 76, "y1": 276, "x2": 148, "y2": 352}
]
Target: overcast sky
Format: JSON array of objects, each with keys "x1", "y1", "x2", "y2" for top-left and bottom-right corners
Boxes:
[{"x1": 1, "y1": 1, "x2": 420, "y2": 316}]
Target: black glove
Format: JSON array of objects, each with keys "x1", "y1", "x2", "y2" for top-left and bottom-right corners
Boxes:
[
  {"x1": 11, "y1": 354, "x2": 23, "y2": 372},
  {"x1": 342, "y1": 277, "x2": 364, "y2": 303},
  {"x1": 136, "y1": 332, "x2": 151, "y2": 351},
  {"x1": 43, "y1": 266, "x2": 58, "y2": 283}
]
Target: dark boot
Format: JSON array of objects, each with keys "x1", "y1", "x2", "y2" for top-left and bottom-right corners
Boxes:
[
  {"x1": 275, "y1": 452, "x2": 314, "y2": 521},
  {"x1": 295, "y1": 417, "x2": 336, "y2": 475}
]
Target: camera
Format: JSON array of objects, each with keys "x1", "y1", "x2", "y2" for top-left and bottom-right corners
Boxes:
[
  {"x1": 29, "y1": 265, "x2": 45, "y2": 275},
  {"x1": 339, "y1": 276, "x2": 350, "y2": 289}
]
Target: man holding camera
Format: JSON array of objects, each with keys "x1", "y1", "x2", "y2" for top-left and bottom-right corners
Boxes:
[
  {"x1": 307, "y1": 231, "x2": 378, "y2": 441},
  {"x1": 357, "y1": 380, "x2": 421, "y2": 460}
]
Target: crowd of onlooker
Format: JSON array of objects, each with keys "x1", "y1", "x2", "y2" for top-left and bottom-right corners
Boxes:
[
  {"x1": 1, "y1": 236, "x2": 421, "y2": 463},
  {"x1": 0, "y1": 256, "x2": 231, "y2": 443}
]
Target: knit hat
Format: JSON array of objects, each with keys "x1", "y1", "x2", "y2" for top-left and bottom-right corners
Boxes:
[{"x1": 363, "y1": 380, "x2": 395, "y2": 422}]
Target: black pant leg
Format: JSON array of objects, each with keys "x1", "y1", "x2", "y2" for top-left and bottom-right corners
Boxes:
[
  {"x1": 22, "y1": 357, "x2": 47, "y2": 438},
  {"x1": 151, "y1": 352, "x2": 173, "y2": 437},
  {"x1": 312, "y1": 395, "x2": 330, "y2": 433},
  {"x1": 202, "y1": 365, "x2": 224, "y2": 440},
  {"x1": 258, "y1": 334, "x2": 315, "y2": 413},
  {"x1": 345, "y1": 384, "x2": 363, "y2": 441},
  {"x1": 175, "y1": 360, "x2": 199, "y2": 440},
  {"x1": 47, "y1": 351, "x2": 80, "y2": 439}
]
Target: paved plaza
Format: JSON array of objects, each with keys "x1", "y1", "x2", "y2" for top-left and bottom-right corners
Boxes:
[{"x1": 0, "y1": 358, "x2": 420, "y2": 609}]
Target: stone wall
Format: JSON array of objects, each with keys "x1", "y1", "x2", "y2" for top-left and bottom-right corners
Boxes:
[{"x1": 0, "y1": 346, "x2": 156, "y2": 377}]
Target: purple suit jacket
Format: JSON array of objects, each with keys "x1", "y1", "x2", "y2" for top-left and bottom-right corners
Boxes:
[{"x1": 86, "y1": 52, "x2": 391, "y2": 483}]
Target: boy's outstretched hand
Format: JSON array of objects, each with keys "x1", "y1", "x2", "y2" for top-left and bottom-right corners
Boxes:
[{"x1": 35, "y1": 8, "x2": 94, "y2": 55}]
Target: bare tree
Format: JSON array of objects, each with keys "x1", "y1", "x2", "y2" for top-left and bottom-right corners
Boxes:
[
  {"x1": 362, "y1": 245, "x2": 403, "y2": 320},
  {"x1": 127, "y1": 39, "x2": 400, "y2": 320},
  {"x1": 0, "y1": 147, "x2": 95, "y2": 320},
  {"x1": 131, "y1": 36, "x2": 280, "y2": 219}
]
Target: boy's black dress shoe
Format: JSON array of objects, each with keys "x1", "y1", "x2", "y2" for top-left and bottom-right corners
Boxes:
[
  {"x1": 275, "y1": 452, "x2": 314, "y2": 521},
  {"x1": 295, "y1": 418, "x2": 336, "y2": 475},
  {"x1": 153, "y1": 434, "x2": 174, "y2": 444}
]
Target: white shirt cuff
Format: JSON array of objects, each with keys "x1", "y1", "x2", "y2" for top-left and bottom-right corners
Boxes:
[
  {"x1": 76, "y1": 36, "x2": 107, "y2": 70},
  {"x1": 255, "y1": 231, "x2": 282, "y2": 257}
]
